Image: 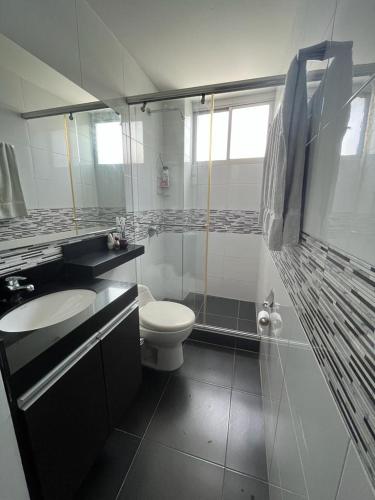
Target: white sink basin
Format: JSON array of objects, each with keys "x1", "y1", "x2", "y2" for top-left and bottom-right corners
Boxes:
[{"x1": 0, "y1": 289, "x2": 97, "y2": 332}]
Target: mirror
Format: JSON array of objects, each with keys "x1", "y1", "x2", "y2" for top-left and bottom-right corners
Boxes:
[{"x1": 0, "y1": 34, "x2": 129, "y2": 252}]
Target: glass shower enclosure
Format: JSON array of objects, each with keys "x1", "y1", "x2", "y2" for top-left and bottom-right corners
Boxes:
[{"x1": 128, "y1": 88, "x2": 275, "y2": 338}]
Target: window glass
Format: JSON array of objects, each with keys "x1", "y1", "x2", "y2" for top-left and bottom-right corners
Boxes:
[
  {"x1": 341, "y1": 97, "x2": 366, "y2": 156},
  {"x1": 95, "y1": 121, "x2": 123, "y2": 164},
  {"x1": 230, "y1": 104, "x2": 270, "y2": 159},
  {"x1": 196, "y1": 110, "x2": 229, "y2": 161}
]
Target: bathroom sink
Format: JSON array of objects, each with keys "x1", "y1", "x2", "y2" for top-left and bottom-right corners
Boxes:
[{"x1": 0, "y1": 289, "x2": 97, "y2": 332}]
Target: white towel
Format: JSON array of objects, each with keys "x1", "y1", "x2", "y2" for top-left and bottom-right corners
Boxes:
[
  {"x1": 260, "y1": 41, "x2": 353, "y2": 251},
  {"x1": 0, "y1": 142, "x2": 27, "y2": 219}
]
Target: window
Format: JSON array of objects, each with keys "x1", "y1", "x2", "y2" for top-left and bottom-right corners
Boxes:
[
  {"x1": 194, "y1": 103, "x2": 270, "y2": 162},
  {"x1": 196, "y1": 110, "x2": 229, "y2": 161},
  {"x1": 95, "y1": 121, "x2": 124, "y2": 164},
  {"x1": 341, "y1": 97, "x2": 366, "y2": 156}
]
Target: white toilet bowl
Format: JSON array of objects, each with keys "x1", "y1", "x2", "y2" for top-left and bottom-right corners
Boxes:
[{"x1": 138, "y1": 285, "x2": 195, "y2": 371}]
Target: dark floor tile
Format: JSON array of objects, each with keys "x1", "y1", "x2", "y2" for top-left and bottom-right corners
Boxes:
[
  {"x1": 189, "y1": 329, "x2": 236, "y2": 348},
  {"x1": 237, "y1": 318, "x2": 258, "y2": 333},
  {"x1": 118, "y1": 440, "x2": 224, "y2": 500},
  {"x1": 118, "y1": 368, "x2": 169, "y2": 437},
  {"x1": 235, "y1": 336, "x2": 260, "y2": 353},
  {"x1": 205, "y1": 295, "x2": 239, "y2": 317},
  {"x1": 76, "y1": 430, "x2": 140, "y2": 500},
  {"x1": 226, "y1": 391, "x2": 267, "y2": 480},
  {"x1": 233, "y1": 350, "x2": 262, "y2": 395},
  {"x1": 146, "y1": 377, "x2": 231, "y2": 465},
  {"x1": 177, "y1": 341, "x2": 234, "y2": 387},
  {"x1": 222, "y1": 469, "x2": 269, "y2": 500},
  {"x1": 197, "y1": 312, "x2": 238, "y2": 330},
  {"x1": 238, "y1": 301, "x2": 257, "y2": 321}
]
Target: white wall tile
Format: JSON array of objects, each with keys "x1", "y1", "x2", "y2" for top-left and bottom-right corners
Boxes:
[
  {"x1": 223, "y1": 233, "x2": 261, "y2": 260},
  {"x1": 0, "y1": 105, "x2": 29, "y2": 147},
  {"x1": 336, "y1": 442, "x2": 375, "y2": 500},
  {"x1": 31, "y1": 148, "x2": 68, "y2": 180},
  {"x1": 16, "y1": 145, "x2": 38, "y2": 209},
  {"x1": 227, "y1": 183, "x2": 260, "y2": 210},
  {"x1": 99, "y1": 259, "x2": 137, "y2": 283},
  {"x1": 283, "y1": 342, "x2": 350, "y2": 500},
  {"x1": 27, "y1": 116, "x2": 67, "y2": 156},
  {"x1": 35, "y1": 173, "x2": 72, "y2": 208},
  {"x1": 269, "y1": 378, "x2": 307, "y2": 497}
]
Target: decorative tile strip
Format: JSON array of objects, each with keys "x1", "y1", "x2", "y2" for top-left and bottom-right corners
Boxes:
[
  {"x1": 0, "y1": 208, "x2": 262, "y2": 279},
  {"x1": 272, "y1": 232, "x2": 375, "y2": 486}
]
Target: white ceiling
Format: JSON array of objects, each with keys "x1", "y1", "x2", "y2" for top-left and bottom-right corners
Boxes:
[{"x1": 87, "y1": 0, "x2": 328, "y2": 91}]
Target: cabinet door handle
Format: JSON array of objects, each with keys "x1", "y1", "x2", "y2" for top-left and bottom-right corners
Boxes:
[
  {"x1": 18, "y1": 299, "x2": 139, "y2": 410},
  {"x1": 18, "y1": 337, "x2": 100, "y2": 411},
  {"x1": 96, "y1": 300, "x2": 138, "y2": 341}
]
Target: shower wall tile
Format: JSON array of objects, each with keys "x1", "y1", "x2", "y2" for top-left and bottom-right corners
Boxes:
[
  {"x1": 269, "y1": 378, "x2": 307, "y2": 497},
  {"x1": 336, "y1": 442, "x2": 375, "y2": 500},
  {"x1": 282, "y1": 341, "x2": 350, "y2": 500},
  {"x1": 272, "y1": 232, "x2": 375, "y2": 487}
]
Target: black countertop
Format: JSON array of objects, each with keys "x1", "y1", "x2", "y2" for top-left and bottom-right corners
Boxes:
[{"x1": 0, "y1": 266, "x2": 138, "y2": 398}]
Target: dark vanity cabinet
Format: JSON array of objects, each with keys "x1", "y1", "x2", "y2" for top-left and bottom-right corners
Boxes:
[
  {"x1": 17, "y1": 302, "x2": 141, "y2": 500},
  {"x1": 21, "y1": 343, "x2": 108, "y2": 500},
  {"x1": 101, "y1": 307, "x2": 142, "y2": 427}
]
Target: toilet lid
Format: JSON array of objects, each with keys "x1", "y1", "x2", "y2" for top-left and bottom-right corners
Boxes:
[{"x1": 139, "y1": 301, "x2": 195, "y2": 332}]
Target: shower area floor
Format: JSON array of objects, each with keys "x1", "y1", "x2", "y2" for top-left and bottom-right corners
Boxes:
[
  {"x1": 166, "y1": 292, "x2": 258, "y2": 333},
  {"x1": 76, "y1": 339, "x2": 269, "y2": 499}
]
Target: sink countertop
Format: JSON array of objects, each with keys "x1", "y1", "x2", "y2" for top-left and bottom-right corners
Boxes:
[{"x1": 0, "y1": 270, "x2": 138, "y2": 397}]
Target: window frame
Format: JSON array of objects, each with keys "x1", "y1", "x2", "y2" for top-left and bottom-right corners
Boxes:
[{"x1": 193, "y1": 94, "x2": 274, "y2": 166}]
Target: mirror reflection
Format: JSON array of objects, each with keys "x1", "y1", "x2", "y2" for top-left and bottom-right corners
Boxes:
[{"x1": 0, "y1": 34, "x2": 128, "y2": 251}]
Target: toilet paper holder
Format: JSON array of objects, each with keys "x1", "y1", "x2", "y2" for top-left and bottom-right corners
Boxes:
[
  {"x1": 258, "y1": 289, "x2": 274, "y2": 327},
  {"x1": 258, "y1": 312, "x2": 270, "y2": 327},
  {"x1": 263, "y1": 288, "x2": 274, "y2": 309}
]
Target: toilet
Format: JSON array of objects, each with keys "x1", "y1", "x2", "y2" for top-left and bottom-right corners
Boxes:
[{"x1": 138, "y1": 285, "x2": 195, "y2": 371}]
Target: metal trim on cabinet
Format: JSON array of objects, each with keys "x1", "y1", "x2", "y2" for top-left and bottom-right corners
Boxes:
[{"x1": 17, "y1": 299, "x2": 139, "y2": 410}]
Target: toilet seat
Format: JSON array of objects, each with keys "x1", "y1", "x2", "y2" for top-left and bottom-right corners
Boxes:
[{"x1": 139, "y1": 301, "x2": 195, "y2": 332}]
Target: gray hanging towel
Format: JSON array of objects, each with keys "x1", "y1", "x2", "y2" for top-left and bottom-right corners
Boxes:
[
  {"x1": 0, "y1": 142, "x2": 28, "y2": 219},
  {"x1": 259, "y1": 41, "x2": 353, "y2": 251}
]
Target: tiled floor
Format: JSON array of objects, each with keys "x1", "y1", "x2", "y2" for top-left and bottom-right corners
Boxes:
[
  {"x1": 76, "y1": 340, "x2": 270, "y2": 500},
  {"x1": 168, "y1": 293, "x2": 258, "y2": 334}
]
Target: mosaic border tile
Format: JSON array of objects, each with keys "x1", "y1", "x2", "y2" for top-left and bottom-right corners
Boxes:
[
  {"x1": 271, "y1": 232, "x2": 375, "y2": 486},
  {"x1": 0, "y1": 208, "x2": 262, "y2": 279}
]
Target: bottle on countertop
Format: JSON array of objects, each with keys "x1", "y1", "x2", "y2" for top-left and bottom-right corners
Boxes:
[{"x1": 107, "y1": 233, "x2": 115, "y2": 250}]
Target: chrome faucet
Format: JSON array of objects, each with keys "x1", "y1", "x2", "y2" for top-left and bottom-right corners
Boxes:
[{"x1": 5, "y1": 276, "x2": 35, "y2": 293}]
